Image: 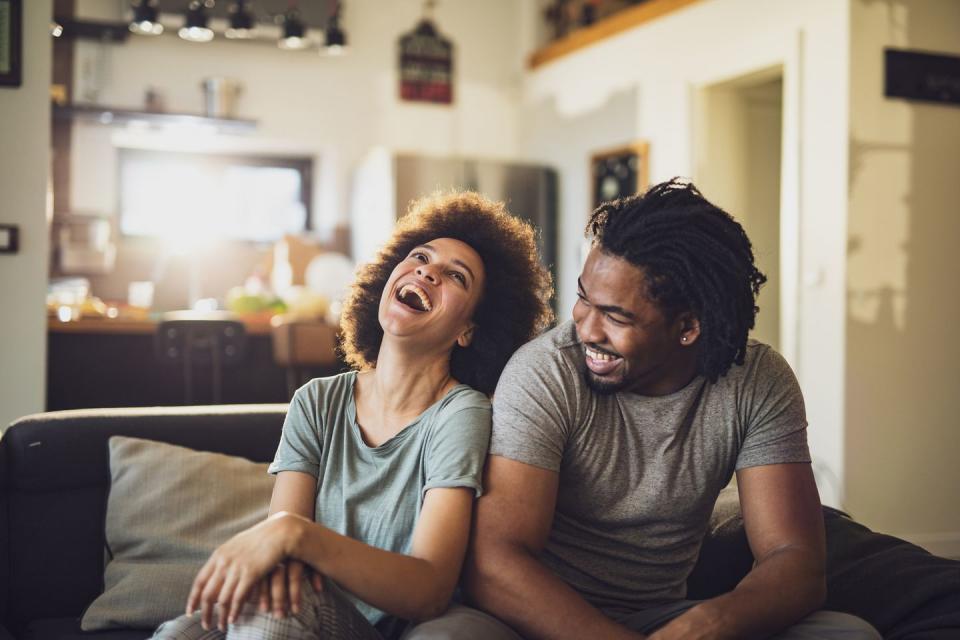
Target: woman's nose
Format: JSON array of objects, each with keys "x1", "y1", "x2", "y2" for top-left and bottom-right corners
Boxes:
[{"x1": 416, "y1": 264, "x2": 439, "y2": 283}]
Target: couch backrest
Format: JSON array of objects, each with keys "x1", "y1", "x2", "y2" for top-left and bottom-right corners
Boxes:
[{"x1": 0, "y1": 405, "x2": 287, "y2": 634}]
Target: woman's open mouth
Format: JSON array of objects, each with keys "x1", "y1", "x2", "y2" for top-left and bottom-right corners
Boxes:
[{"x1": 396, "y1": 283, "x2": 432, "y2": 312}]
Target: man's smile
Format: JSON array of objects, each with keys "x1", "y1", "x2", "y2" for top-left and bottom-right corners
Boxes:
[{"x1": 584, "y1": 345, "x2": 623, "y2": 376}]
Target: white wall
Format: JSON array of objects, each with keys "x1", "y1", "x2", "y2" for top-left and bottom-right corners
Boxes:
[
  {"x1": 517, "y1": 0, "x2": 851, "y2": 507},
  {"x1": 846, "y1": 0, "x2": 960, "y2": 556},
  {"x1": 0, "y1": 0, "x2": 52, "y2": 430}
]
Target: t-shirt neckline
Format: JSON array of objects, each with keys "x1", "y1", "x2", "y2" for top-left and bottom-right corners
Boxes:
[{"x1": 346, "y1": 370, "x2": 468, "y2": 453}]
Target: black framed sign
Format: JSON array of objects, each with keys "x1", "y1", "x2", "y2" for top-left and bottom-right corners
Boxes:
[
  {"x1": 0, "y1": 0, "x2": 22, "y2": 88},
  {"x1": 590, "y1": 141, "x2": 650, "y2": 211}
]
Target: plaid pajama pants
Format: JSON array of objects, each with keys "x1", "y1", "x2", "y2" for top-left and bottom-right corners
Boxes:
[{"x1": 152, "y1": 579, "x2": 384, "y2": 640}]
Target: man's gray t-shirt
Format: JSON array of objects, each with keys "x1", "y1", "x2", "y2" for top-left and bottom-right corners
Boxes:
[
  {"x1": 490, "y1": 320, "x2": 810, "y2": 618},
  {"x1": 269, "y1": 371, "x2": 491, "y2": 624}
]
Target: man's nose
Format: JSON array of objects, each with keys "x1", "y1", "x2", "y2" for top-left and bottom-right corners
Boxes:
[{"x1": 576, "y1": 306, "x2": 604, "y2": 345}]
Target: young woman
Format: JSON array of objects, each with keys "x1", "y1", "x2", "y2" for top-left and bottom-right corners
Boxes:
[{"x1": 153, "y1": 191, "x2": 553, "y2": 640}]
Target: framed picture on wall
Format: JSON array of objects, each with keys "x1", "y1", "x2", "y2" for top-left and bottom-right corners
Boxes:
[
  {"x1": 590, "y1": 141, "x2": 649, "y2": 211},
  {"x1": 0, "y1": 0, "x2": 22, "y2": 88}
]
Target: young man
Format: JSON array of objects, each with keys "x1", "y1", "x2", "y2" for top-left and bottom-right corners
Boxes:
[{"x1": 409, "y1": 180, "x2": 880, "y2": 639}]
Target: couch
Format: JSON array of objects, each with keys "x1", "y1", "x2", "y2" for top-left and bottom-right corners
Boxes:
[{"x1": 1, "y1": 406, "x2": 958, "y2": 640}]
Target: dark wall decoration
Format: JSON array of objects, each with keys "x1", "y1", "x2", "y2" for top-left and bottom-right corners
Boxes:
[
  {"x1": 590, "y1": 141, "x2": 650, "y2": 211},
  {"x1": 398, "y1": 19, "x2": 453, "y2": 105}
]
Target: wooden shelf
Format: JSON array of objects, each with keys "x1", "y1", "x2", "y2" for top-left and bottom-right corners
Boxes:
[
  {"x1": 529, "y1": 0, "x2": 701, "y2": 70},
  {"x1": 52, "y1": 103, "x2": 257, "y2": 134}
]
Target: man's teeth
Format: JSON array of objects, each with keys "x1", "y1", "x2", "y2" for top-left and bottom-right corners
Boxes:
[
  {"x1": 399, "y1": 284, "x2": 432, "y2": 311},
  {"x1": 586, "y1": 347, "x2": 618, "y2": 361}
]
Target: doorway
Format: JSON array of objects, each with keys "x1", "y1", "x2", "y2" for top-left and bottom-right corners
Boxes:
[{"x1": 694, "y1": 68, "x2": 784, "y2": 351}]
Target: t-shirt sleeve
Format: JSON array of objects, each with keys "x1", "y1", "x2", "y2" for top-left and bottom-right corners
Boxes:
[
  {"x1": 488, "y1": 343, "x2": 573, "y2": 473},
  {"x1": 735, "y1": 347, "x2": 811, "y2": 470},
  {"x1": 268, "y1": 385, "x2": 323, "y2": 477},
  {"x1": 422, "y1": 396, "x2": 491, "y2": 498}
]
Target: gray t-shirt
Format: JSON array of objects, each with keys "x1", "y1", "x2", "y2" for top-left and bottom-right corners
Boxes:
[
  {"x1": 490, "y1": 320, "x2": 810, "y2": 618},
  {"x1": 269, "y1": 371, "x2": 492, "y2": 624}
]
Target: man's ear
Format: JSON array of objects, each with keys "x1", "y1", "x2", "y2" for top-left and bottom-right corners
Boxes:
[
  {"x1": 677, "y1": 313, "x2": 701, "y2": 347},
  {"x1": 457, "y1": 325, "x2": 476, "y2": 348}
]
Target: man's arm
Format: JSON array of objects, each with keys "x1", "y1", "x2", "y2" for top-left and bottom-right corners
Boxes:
[
  {"x1": 650, "y1": 462, "x2": 826, "y2": 640},
  {"x1": 463, "y1": 455, "x2": 644, "y2": 640}
]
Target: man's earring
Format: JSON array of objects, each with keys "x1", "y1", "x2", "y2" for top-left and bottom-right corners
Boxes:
[{"x1": 681, "y1": 336, "x2": 688, "y2": 344}]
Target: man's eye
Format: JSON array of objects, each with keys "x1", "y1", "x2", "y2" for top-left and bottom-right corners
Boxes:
[
  {"x1": 411, "y1": 252, "x2": 428, "y2": 263},
  {"x1": 451, "y1": 272, "x2": 466, "y2": 285},
  {"x1": 606, "y1": 314, "x2": 628, "y2": 326}
]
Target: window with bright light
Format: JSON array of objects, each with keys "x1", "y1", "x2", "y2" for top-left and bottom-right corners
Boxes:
[{"x1": 118, "y1": 149, "x2": 312, "y2": 243}]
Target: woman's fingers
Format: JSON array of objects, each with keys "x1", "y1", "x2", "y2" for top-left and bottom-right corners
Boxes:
[
  {"x1": 269, "y1": 565, "x2": 288, "y2": 618},
  {"x1": 199, "y1": 565, "x2": 226, "y2": 631},
  {"x1": 259, "y1": 576, "x2": 271, "y2": 613},
  {"x1": 186, "y1": 557, "x2": 216, "y2": 615},
  {"x1": 287, "y1": 561, "x2": 304, "y2": 614},
  {"x1": 228, "y1": 571, "x2": 256, "y2": 625},
  {"x1": 217, "y1": 567, "x2": 241, "y2": 631},
  {"x1": 310, "y1": 570, "x2": 325, "y2": 593}
]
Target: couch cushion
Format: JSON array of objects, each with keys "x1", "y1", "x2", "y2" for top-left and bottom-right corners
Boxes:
[
  {"x1": 80, "y1": 437, "x2": 274, "y2": 631},
  {"x1": 0, "y1": 405, "x2": 285, "y2": 633}
]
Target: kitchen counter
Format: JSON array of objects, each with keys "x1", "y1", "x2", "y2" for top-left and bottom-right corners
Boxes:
[
  {"x1": 48, "y1": 315, "x2": 274, "y2": 335},
  {"x1": 46, "y1": 315, "x2": 341, "y2": 410}
]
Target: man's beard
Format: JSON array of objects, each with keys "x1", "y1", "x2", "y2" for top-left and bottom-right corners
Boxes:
[{"x1": 583, "y1": 370, "x2": 626, "y2": 395}]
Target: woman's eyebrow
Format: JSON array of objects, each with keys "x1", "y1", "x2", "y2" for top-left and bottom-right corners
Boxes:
[{"x1": 416, "y1": 243, "x2": 476, "y2": 282}]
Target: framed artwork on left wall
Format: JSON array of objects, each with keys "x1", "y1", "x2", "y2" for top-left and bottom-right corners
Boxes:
[
  {"x1": 590, "y1": 141, "x2": 650, "y2": 211},
  {"x1": 0, "y1": 0, "x2": 22, "y2": 88}
]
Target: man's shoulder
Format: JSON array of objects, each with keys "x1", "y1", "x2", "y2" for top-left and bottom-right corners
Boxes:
[
  {"x1": 712, "y1": 340, "x2": 802, "y2": 409},
  {"x1": 502, "y1": 321, "x2": 582, "y2": 378},
  {"x1": 714, "y1": 340, "x2": 789, "y2": 383}
]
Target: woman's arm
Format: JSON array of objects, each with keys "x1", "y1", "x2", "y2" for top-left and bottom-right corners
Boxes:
[
  {"x1": 290, "y1": 485, "x2": 475, "y2": 621},
  {"x1": 268, "y1": 470, "x2": 317, "y2": 518},
  {"x1": 190, "y1": 484, "x2": 475, "y2": 627},
  {"x1": 189, "y1": 471, "x2": 319, "y2": 631},
  {"x1": 258, "y1": 472, "x2": 322, "y2": 621}
]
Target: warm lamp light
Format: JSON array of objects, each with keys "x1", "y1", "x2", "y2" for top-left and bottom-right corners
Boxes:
[
  {"x1": 129, "y1": 0, "x2": 163, "y2": 36},
  {"x1": 179, "y1": 1, "x2": 214, "y2": 43}
]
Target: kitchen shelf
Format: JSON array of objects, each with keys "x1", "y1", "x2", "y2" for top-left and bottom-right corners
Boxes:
[
  {"x1": 52, "y1": 103, "x2": 257, "y2": 134},
  {"x1": 528, "y1": 0, "x2": 700, "y2": 70}
]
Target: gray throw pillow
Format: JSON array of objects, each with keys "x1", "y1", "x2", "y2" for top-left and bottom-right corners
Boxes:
[{"x1": 81, "y1": 436, "x2": 274, "y2": 631}]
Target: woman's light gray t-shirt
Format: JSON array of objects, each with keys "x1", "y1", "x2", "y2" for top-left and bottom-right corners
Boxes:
[
  {"x1": 268, "y1": 371, "x2": 491, "y2": 624},
  {"x1": 490, "y1": 320, "x2": 811, "y2": 618}
]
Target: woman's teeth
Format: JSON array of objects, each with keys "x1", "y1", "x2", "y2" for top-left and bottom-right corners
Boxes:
[{"x1": 398, "y1": 283, "x2": 432, "y2": 311}]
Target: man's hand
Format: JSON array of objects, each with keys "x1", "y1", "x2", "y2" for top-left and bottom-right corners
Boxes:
[{"x1": 647, "y1": 604, "x2": 727, "y2": 640}]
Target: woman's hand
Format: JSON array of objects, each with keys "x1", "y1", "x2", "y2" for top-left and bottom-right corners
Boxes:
[
  {"x1": 254, "y1": 560, "x2": 326, "y2": 618},
  {"x1": 186, "y1": 512, "x2": 310, "y2": 630}
]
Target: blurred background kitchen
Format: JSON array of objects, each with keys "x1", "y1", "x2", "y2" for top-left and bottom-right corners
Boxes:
[{"x1": 2, "y1": 0, "x2": 959, "y2": 558}]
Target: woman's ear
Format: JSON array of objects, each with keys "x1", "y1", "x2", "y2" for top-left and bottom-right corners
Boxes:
[
  {"x1": 457, "y1": 325, "x2": 476, "y2": 348},
  {"x1": 677, "y1": 313, "x2": 701, "y2": 347}
]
